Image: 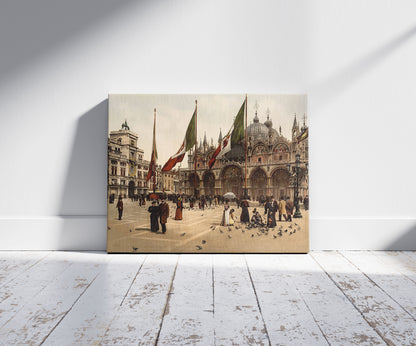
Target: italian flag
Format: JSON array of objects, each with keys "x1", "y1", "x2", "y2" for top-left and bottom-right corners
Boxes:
[
  {"x1": 162, "y1": 109, "x2": 196, "y2": 172},
  {"x1": 209, "y1": 99, "x2": 246, "y2": 169}
]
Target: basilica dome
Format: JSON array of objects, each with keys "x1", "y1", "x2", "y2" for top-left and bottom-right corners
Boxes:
[{"x1": 247, "y1": 113, "x2": 269, "y2": 141}]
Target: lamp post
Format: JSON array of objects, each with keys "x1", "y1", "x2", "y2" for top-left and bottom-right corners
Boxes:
[
  {"x1": 287, "y1": 154, "x2": 302, "y2": 218},
  {"x1": 293, "y1": 153, "x2": 302, "y2": 218}
]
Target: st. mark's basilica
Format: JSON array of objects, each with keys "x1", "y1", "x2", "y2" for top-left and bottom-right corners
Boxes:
[{"x1": 179, "y1": 109, "x2": 309, "y2": 201}]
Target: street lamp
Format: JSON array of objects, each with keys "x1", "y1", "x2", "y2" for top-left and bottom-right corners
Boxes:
[{"x1": 293, "y1": 153, "x2": 302, "y2": 218}]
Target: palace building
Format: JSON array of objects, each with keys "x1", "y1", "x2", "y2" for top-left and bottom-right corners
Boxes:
[
  {"x1": 108, "y1": 121, "x2": 179, "y2": 199},
  {"x1": 179, "y1": 110, "x2": 309, "y2": 201}
]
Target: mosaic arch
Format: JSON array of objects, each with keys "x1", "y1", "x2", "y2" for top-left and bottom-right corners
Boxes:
[
  {"x1": 249, "y1": 168, "x2": 267, "y2": 201},
  {"x1": 271, "y1": 168, "x2": 290, "y2": 200},
  {"x1": 273, "y1": 143, "x2": 289, "y2": 153},
  {"x1": 203, "y1": 171, "x2": 215, "y2": 197},
  {"x1": 188, "y1": 173, "x2": 200, "y2": 193},
  {"x1": 221, "y1": 165, "x2": 243, "y2": 197},
  {"x1": 252, "y1": 144, "x2": 268, "y2": 155}
]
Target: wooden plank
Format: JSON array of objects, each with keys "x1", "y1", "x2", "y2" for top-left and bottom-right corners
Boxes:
[
  {"x1": 372, "y1": 251, "x2": 416, "y2": 283},
  {"x1": 245, "y1": 254, "x2": 327, "y2": 345},
  {"x1": 0, "y1": 251, "x2": 73, "y2": 328},
  {"x1": 0, "y1": 252, "x2": 108, "y2": 345},
  {"x1": 213, "y1": 255, "x2": 270, "y2": 345},
  {"x1": 279, "y1": 254, "x2": 384, "y2": 345},
  {"x1": 312, "y1": 251, "x2": 416, "y2": 345},
  {"x1": 342, "y1": 251, "x2": 416, "y2": 320},
  {"x1": 100, "y1": 254, "x2": 178, "y2": 345},
  {"x1": 157, "y1": 254, "x2": 214, "y2": 345},
  {"x1": 0, "y1": 251, "x2": 50, "y2": 287},
  {"x1": 42, "y1": 254, "x2": 146, "y2": 345}
]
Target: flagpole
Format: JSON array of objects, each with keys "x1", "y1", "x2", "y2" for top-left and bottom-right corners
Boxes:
[
  {"x1": 194, "y1": 100, "x2": 198, "y2": 198},
  {"x1": 153, "y1": 108, "x2": 156, "y2": 194},
  {"x1": 244, "y1": 94, "x2": 248, "y2": 199}
]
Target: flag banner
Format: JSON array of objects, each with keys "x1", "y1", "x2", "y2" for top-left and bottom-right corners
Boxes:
[
  {"x1": 297, "y1": 128, "x2": 308, "y2": 143},
  {"x1": 162, "y1": 109, "x2": 196, "y2": 172},
  {"x1": 208, "y1": 131, "x2": 231, "y2": 169},
  {"x1": 231, "y1": 100, "x2": 245, "y2": 145}
]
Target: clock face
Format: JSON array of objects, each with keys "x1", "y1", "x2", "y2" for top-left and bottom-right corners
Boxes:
[{"x1": 129, "y1": 165, "x2": 136, "y2": 177}]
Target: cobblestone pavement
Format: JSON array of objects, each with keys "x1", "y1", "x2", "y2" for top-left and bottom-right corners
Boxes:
[{"x1": 107, "y1": 199, "x2": 309, "y2": 253}]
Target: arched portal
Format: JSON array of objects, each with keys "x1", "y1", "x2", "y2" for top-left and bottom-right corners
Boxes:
[
  {"x1": 271, "y1": 169, "x2": 290, "y2": 200},
  {"x1": 221, "y1": 165, "x2": 243, "y2": 197},
  {"x1": 250, "y1": 168, "x2": 267, "y2": 201},
  {"x1": 203, "y1": 172, "x2": 215, "y2": 197},
  {"x1": 188, "y1": 173, "x2": 200, "y2": 195},
  {"x1": 128, "y1": 181, "x2": 135, "y2": 198}
]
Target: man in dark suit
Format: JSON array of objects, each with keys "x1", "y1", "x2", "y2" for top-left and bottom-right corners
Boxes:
[{"x1": 159, "y1": 198, "x2": 170, "y2": 234}]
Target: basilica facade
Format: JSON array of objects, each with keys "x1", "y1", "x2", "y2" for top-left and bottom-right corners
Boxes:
[{"x1": 179, "y1": 110, "x2": 309, "y2": 201}]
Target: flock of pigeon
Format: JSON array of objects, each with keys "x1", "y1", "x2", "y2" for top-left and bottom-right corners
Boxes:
[{"x1": 191, "y1": 222, "x2": 301, "y2": 251}]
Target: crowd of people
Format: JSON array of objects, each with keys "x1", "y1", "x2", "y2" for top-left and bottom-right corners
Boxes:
[{"x1": 113, "y1": 193, "x2": 309, "y2": 233}]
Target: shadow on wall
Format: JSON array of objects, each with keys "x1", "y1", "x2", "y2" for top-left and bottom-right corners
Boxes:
[
  {"x1": 309, "y1": 24, "x2": 416, "y2": 111},
  {"x1": 385, "y1": 223, "x2": 416, "y2": 251},
  {"x1": 0, "y1": 0, "x2": 137, "y2": 81},
  {"x1": 58, "y1": 100, "x2": 108, "y2": 250}
]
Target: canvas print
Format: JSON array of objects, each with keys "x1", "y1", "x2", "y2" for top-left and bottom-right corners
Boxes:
[{"x1": 107, "y1": 94, "x2": 309, "y2": 253}]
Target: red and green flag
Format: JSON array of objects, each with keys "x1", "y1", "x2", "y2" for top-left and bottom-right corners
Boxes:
[
  {"x1": 162, "y1": 108, "x2": 196, "y2": 172},
  {"x1": 209, "y1": 98, "x2": 246, "y2": 169},
  {"x1": 231, "y1": 99, "x2": 245, "y2": 145}
]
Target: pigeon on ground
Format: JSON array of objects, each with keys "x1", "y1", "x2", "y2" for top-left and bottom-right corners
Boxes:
[
  {"x1": 129, "y1": 229, "x2": 132, "y2": 232},
  {"x1": 132, "y1": 247, "x2": 138, "y2": 251},
  {"x1": 273, "y1": 235, "x2": 277, "y2": 239},
  {"x1": 107, "y1": 226, "x2": 111, "y2": 230},
  {"x1": 251, "y1": 234, "x2": 254, "y2": 238},
  {"x1": 288, "y1": 225, "x2": 293, "y2": 229},
  {"x1": 228, "y1": 235, "x2": 232, "y2": 239},
  {"x1": 293, "y1": 229, "x2": 296, "y2": 233},
  {"x1": 181, "y1": 232, "x2": 186, "y2": 236},
  {"x1": 278, "y1": 230, "x2": 282, "y2": 237},
  {"x1": 196, "y1": 245, "x2": 202, "y2": 250},
  {"x1": 290, "y1": 232, "x2": 293, "y2": 235},
  {"x1": 202, "y1": 240, "x2": 206, "y2": 244},
  {"x1": 220, "y1": 229, "x2": 224, "y2": 233},
  {"x1": 242, "y1": 229, "x2": 245, "y2": 233},
  {"x1": 295, "y1": 223, "x2": 298, "y2": 226},
  {"x1": 228, "y1": 227, "x2": 232, "y2": 232},
  {"x1": 284, "y1": 229, "x2": 288, "y2": 233}
]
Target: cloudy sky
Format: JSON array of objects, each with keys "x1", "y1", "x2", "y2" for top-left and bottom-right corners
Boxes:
[{"x1": 109, "y1": 94, "x2": 307, "y2": 165}]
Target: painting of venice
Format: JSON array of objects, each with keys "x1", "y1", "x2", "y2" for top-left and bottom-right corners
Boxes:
[{"x1": 107, "y1": 94, "x2": 309, "y2": 253}]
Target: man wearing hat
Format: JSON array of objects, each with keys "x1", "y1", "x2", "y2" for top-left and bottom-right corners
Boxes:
[
  {"x1": 148, "y1": 201, "x2": 160, "y2": 232},
  {"x1": 159, "y1": 198, "x2": 170, "y2": 234}
]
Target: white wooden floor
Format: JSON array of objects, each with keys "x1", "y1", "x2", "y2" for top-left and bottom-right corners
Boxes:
[{"x1": 0, "y1": 252, "x2": 415, "y2": 345}]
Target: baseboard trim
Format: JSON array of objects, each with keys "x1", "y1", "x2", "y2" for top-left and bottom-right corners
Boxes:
[{"x1": 0, "y1": 216, "x2": 415, "y2": 250}]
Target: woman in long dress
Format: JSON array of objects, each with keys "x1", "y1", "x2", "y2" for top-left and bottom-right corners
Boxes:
[
  {"x1": 240, "y1": 200, "x2": 250, "y2": 223},
  {"x1": 175, "y1": 198, "x2": 183, "y2": 220},
  {"x1": 148, "y1": 201, "x2": 160, "y2": 232},
  {"x1": 221, "y1": 204, "x2": 230, "y2": 226},
  {"x1": 229, "y1": 209, "x2": 235, "y2": 226}
]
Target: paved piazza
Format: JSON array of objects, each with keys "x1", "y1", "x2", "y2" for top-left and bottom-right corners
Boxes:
[{"x1": 107, "y1": 199, "x2": 309, "y2": 253}]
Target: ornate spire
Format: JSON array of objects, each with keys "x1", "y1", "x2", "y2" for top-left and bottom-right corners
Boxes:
[
  {"x1": 203, "y1": 131, "x2": 207, "y2": 146},
  {"x1": 264, "y1": 107, "x2": 272, "y2": 128},
  {"x1": 253, "y1": 100, "x2": 259, "y2": 123},
  {"x1": 218, "y1": 128, "x2": 223, "y2": 144}
]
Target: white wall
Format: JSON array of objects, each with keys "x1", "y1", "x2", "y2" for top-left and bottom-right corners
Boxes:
[{"x1": 0, "y1": 0, "x2": 415, "y2": 250}]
